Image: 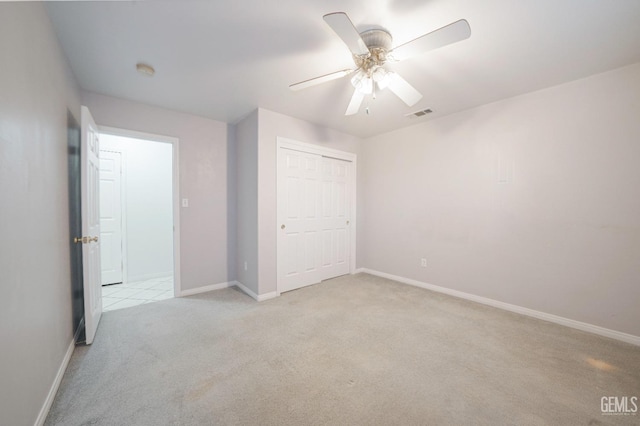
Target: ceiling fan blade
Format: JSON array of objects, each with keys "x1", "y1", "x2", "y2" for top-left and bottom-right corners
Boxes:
[
  {"x1": 390, "y1": 19, "x2": 471, "y2": 61},
  {"x1": 388, "y1": 73, "x2": 423, "y2": 106},
  {"x1": 345, "y1": 89, "x2": 364, "y2": 115},
  {"x1": 289, "y1": 69, "x2": 354, "y2": 91},
  {"x1": 323, "y1": 12, "x2": 370, "y2": 57}
]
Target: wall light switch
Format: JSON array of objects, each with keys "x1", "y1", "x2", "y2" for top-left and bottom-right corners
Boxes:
[
  {"x1": 244, "y1": 261, "x2": 248, "y2": 271},
  {"x1": 182, "y1": 198, "x2": 189, "y2": 208},
  {"x1": 421, "y1": 258, "x2": 427, "y2": 267}
]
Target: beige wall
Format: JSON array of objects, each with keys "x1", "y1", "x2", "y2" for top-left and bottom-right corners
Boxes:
[
  {"x1": 361, "y1": 62, "x2": 640, "y2": 337},
  {"x1": 235, "y1": 111, "x2": 259, "y2": 293},
  {"x1": 256, "y1": 108, "x2": 363, "y2": 295},
  {"x1": 82, "y1": 92, "x2": 236, "y2": 291},
  {"x1": 0, "y1": 3, "x2": 81, "y2": 425}
]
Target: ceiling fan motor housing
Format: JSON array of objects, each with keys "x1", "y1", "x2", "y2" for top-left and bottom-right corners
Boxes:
[
  {"x1": 360, "y1": 28, "x2": 393, "y2": 50},
  {"x1": 355, "y1": 29, "x2": 393, "y2": 71}
]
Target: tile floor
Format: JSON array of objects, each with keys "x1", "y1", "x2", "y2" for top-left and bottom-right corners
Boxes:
[{"x1": 102, "y1": 275, "x2": 174, "y2": 312}]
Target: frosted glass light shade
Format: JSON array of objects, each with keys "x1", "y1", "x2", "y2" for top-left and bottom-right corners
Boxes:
[{"x1": 351, "y1": 71, "x2": 373, "y2": 94}]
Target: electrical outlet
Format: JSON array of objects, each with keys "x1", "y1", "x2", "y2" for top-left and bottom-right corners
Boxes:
[
  {"x1": 181, "y1": 198, "x2": 189, "y2": 208},
  {"x1": 421, "y1": 258, "x2": 427, "y2": 267}
]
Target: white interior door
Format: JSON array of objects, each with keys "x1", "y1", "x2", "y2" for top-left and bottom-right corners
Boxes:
[
  {"x1": 277, "y1": 148, "x2": 323, "y2": 292},
  {"x1": 320, "y1": 157, "x2": 351, "y2": 279},
  {"x1": 99, "y1": 150, "x2": 123, "y2": 285},
  {"x1": 81, "y1": 106, "x2": 102, "y2": 344}
]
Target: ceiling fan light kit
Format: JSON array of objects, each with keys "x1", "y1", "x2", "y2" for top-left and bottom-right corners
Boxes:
[
  {"x1": 289, "y1": 12, "x2": 471, "y2": 117},
  {"x1": 350, "y1": 71, "x2": 374, "y2": 94}
]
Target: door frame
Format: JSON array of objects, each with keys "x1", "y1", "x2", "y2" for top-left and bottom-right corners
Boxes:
[
  {"x1": 276, "y1": 137, "x2": 357, "y2": 294},
  {"x1": 67, "y1": 110, "x2": 85, "y2": 342},
  {"x1": 98, "y1": 126, "x2": 181, "y2": 297}
]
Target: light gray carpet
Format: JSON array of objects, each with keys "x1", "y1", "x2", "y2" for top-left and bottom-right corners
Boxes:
[{"x1": 46, "y1": 273, "x2": 640, "y2": 425}]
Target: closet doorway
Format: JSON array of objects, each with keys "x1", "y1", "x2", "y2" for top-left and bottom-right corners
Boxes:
[
  {"x1": 276, "y1": 137, "x2": 357, "y2": 293},
  {"x1": 98, "y1": 128, "x2": 180, "y2": 311}
]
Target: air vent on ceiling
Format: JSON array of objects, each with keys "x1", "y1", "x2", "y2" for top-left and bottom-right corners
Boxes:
[{"x1": 405, "y1": 108, "x2": 433, "y2": 118}]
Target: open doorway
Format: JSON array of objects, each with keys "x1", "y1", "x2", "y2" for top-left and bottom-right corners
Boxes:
[{"x1": 98, "y1": 129, "x2": 179, "y2": 311}]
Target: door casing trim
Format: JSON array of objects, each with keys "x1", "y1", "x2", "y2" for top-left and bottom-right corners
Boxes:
[{"x1": 97, "y1": 125, "x2": 181, "y2": 297}]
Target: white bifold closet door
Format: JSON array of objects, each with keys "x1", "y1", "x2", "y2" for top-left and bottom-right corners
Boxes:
[
  {"x1": 277, "y1": 148, "x2": 352, "y2": 293},
  {"x1": 319, "y1": 157, "x2": 350, "y2": 279}
]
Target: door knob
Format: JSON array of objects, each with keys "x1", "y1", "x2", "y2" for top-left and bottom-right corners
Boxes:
[
  {"x1": 74, "y1": 236, "x2": 99, "y2": 244},
  {"x1": 281, "y1": 224, "x2": 286, "y2": 230},
  {"x1": 346, "y1": 220, "x2": 350, "y2": 225}
]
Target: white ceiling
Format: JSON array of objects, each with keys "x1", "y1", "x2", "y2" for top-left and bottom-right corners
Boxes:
[{"x1": 46, "y1": 0, "x2": 640, "y2": 138}]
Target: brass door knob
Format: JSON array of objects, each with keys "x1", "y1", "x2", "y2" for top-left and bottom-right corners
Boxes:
[
  {"x1": 74, "y1": 236, "x2": 99, "y2": 244},
  {"x1": 281, "y1": 224, "x2": 286, "y2": 230}
]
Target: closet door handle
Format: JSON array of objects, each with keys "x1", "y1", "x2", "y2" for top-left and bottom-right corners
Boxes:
[{"x1": 281, "y1": 224, "x2": 286, "y2": 230}]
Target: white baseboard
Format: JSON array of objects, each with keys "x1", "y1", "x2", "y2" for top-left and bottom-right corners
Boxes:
[
  {"x1": 235, "y1": 281, "x2": 279, "y2": 302},
  {"x1": 353, "y1": 268, "x2": 366, "y2": 274},
  {"x1": 179, "y1": 281, "x2": 235, "y2": 297},
  {"x1": 177, "y1": 280, "x2": 279, "y2": 302},
  {"x1": 35, "y1": 339, "x2": 75, "y2": 426},
  {"x1": 235, "y1": 281, "x2": 258, "y2": 300},
  {"x1": 256, "y1": 291, "x2": 279, "y2": 302},
  {"x1": 361, "y1": 268, "x2": 640, "y2": 347}
]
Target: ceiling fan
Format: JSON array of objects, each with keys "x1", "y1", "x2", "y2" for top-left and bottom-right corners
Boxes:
[{"x1": 290, "y1": 12, "x2": 471, "y2": 116}]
